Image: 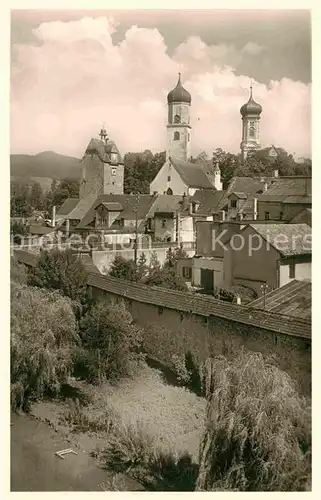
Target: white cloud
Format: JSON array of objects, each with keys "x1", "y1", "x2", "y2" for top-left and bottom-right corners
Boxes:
[
  {"x1": 11, "y1": 16, "x2": 311, "y2": 158},
  {"x1": 242, "y1": 41, "x2": 264, "y2": 56}
]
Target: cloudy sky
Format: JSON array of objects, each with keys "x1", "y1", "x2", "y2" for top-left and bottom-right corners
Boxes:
[{"x1": 11, "y1": 9, "x2": 311, "y2": 158}]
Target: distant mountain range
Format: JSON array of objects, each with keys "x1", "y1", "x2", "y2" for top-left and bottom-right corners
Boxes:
[{"x1": 10, "y1": 151, "x2": 82, "y2": 181}]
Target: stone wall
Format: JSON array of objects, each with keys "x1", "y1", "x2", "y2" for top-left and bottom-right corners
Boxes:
[{"x1": 91, "y1": 282, "x2": 311, "y2": 395}]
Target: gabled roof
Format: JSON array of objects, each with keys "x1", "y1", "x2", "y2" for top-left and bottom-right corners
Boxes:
[
  {"x1": 100, "y1": 202, "x2": 123, "y2": 212},
  {"x1": 258, "y1": 177, "x2": 311, "y2": 198},
  {"x1": 77, "y1": 194, "x2": 157, "y2": 229},
  {"x1": 231, "y1": 191, "x2": 247, "y2": 199},
  {"x1": 249, "y1": 280, "x2": 311, "y2": 321},
  {"x1": 192, "y1": 189, "x2": 226, "y2": 215},
  {"x1": 68, "y1": 197, "x2": 97, "y2": 221},
  {"x1": 170, "y1": 157, "x2": 214, "y2": 189},
  {"x1": 84, "y1": 137, "x2": 123, "y2": 164},
  {"x1": 148, "y1": 195, "x2": 186, "y2": 215},
  {"x1": 290, "y1": 208, "x2": 312, "y2": 226},
  {"x1": 57, "y1": 197, "x2": 79, "y2": 216},
  {"x1": 248, "y1": 223, "x2": 311, "y2": 256}
]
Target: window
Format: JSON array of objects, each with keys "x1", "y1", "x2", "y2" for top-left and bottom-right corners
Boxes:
[
  {"x1": 182, "y1": 266, "x2": 192, "y2": 280},
  {"x1": 166, "y1": 187, "x2": 173, "y2": 195},
  {"x1": 249, "y1": 126, "x2": 255, "y2": 138},
  {"x1": 264, "y1": 211, "x2": 270, "y2": 220},
  {"x1": 174, "y1": 114, "x2": 181, "y2": 124},
  {"x1": 289, "y1": 260, "x2": 296, "y2": 279},
  {"x1": 174, "y1": 131, "x2": 180, "y2": 141},
  {"x1": 188, "y1": 133, "x2": 190, "y2": 141},
  {"x1": 111, "y1": 168, "x2": 117, "y2": 176},
  {"x1": 279, "y1": 211, "x2": 284, "y2": 220},
  {"x1": 230, "y1": 199, "x2": 237, "y2": 208},
  {"x1": 167, "y1": 175, "x2": 171, "y2": 182},
  {"x1": 162, "y1": 219, "x2": 166, "y2": 228}
]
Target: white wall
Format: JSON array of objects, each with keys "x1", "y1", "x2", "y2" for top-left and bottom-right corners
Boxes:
[
  {"x1": 150, "y1": 159, "x2": 188, "y2": 195},
  {"x1": 279, "y1": 261, "x2": 311, "y2": 287}
]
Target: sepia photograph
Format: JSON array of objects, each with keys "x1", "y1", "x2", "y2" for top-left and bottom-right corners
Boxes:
[{"x1": 9, "y1": 5, "x2": 312, "y2": 493}]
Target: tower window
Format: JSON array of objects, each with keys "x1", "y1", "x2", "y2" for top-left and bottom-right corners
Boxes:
[
  {"x1": 111, "y1": 168, "x2": 117, "y2": 176},
  {"x1": 249, "y1": 126, "x2": 255, "y2": 138},
  {"x1": 174, "y1": 131, "x2": 180, "y2": 141},
  {"x1": 167, "y1": 175, "x2": 171, "y2": 182},
  {"x1": 188, "y1": 133, "x2": 190, "y2": 141},
  {"x1": 174, "y1": 114, "x2": 181, "y2": 124}
]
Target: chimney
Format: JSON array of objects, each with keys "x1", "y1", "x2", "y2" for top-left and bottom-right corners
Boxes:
[
  {"x1": 253, "y1": 198, "x2": 258, "y2": 220},
  {"x1": 52, "y1": 205, "x2": 56, "y2": 227},
  {"x1": 182, "y1": 193, "x2": 189, "y2": 211},
  {"x1": 274, "y1": 169, "x2": 279, "y2": 177},
  {"x1": 236, "y1": 295, "x2": 241, "y2": 305},
  {"x1": 264, "y1": 182, "x2": 268, "y2": 192},
  {"x1": 189, "y1": 202, "x2": 194, "y2": 215},
  {"x1": 65, "y1": 218, "x2": 70, "y2": 238},
  {"x1": 220, "y1": 210, "x2": 226, "y2": 222}
]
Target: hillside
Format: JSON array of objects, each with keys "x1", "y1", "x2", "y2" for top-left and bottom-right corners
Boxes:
[{"x1": 11, "y1": 151, "x2": 82, "y2": 181}]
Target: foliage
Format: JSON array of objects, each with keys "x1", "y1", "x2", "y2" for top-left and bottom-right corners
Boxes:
[
  {"x1": 62, "y1": 397, "x2": 113, "y2": 433},
  {"x1": 196, "y1": 350, "x2": 311, "y2": 491},
  {"x1": 145, "y1": 247, "x2": 188, "y2": 291},
  {"x1": 124, "y1": 150, "x2": 165, "y2": 194},
  {"x1": 10, "y1": 220, "x2": 30, "y2": 245},
  {"x1": 136, "y1": 252, "x2": 148, "y2": 281},
  {"x1": 171, "y1": 354, "x2": 191, "y2": 385},
  {"x1": 10, "y1": 182, "x2": 32, "y2": 217},
  {"x1": 29, "y1": 182, "x2": 45, "y2": 210},
  {"x1": 28, "y1": 249, "x2": 89, "y2": 305},
  {"x1": 99, "y1": 420, "x2": 198, "y2": 490},
  {"x1": 79, "y1": 300, "x2": 144, "y2": 382},
  {"x1": 10, "y1": 257, "x2": 29, "y2": 285},
  {"x1": 10, "y1": 282, "x2": 79, "y2": 411},
  {"x1": 109, "y1": 255, "x2": 137, "y2": 281}
]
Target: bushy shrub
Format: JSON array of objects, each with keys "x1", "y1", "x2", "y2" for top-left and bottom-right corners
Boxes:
[
  {"x1": 10, "y1": 257, "x2": 29, "y2": 285},
  {"x1": 28, "y1": 248, "x2": 89, "y2": 305},
  {"x1": 109, "y1": 255, "x2": 137, "y2": 281},
  {"x1": 196, "y1": 350, "x2": 311, "y2": 491},
  {"x1": 11, "y1": 282, "x2": 80, "y2": 411},
  {"x1": 79, "y1": 300, "x2": 144, "y2": 382},
  {"x1": 171, "y1": 354, "x2": 191, "y2": 386}
]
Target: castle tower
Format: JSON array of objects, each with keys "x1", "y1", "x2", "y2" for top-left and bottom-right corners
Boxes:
[
  {"x1": 166, "y1": 73, "x2": 192, "y2": 162},
  {"x1": 240, "y1": 85, "x2": 262, "y2": 162},
  {"x1": 79, "y1": 125, "x2": 124, "y2": 199}
]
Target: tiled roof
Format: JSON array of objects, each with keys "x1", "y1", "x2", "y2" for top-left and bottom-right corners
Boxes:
[
  {"x1": 170, "y1": 157, "x2": 214, "y2": 189},
  {"x1": 258, "y1": 177, "x2": 311, "y2": 198},
  {"x1": 100, "y1": 202, "x2": 124, "y2": 212},
  {"x1": 85, "y1": 138, "x2": 123, "y2": 164},
  {"x1": 249, "y1": 280, "x2": 311, "y2": 321},
  {"x1": 86, "y1": 273, "x2": 311, "y2": 340},
  {"x1": 232, "y1": 191, "x2": 247, "y2": 199},
  {"x1": 57, "y1": 198, "x2": 79, "y2": 216},
  {"x1": 148, "y1": 195, "x2": 185, "y2": 215},
  {"x1": 249, "y1": 223, "x2": 311, "y2": 256},
  {"x1": 219, "y1": 177, "x2": 265, "y2": 211},
  {"x1": 192, "y1": 189, "x2": 226, "y2": 215},
  {"x1": 68, "y1": 197, "x2": 97, "y2": 221},
  {"x1": 13, "y1": 250, "x2": 311, "y2": 340},
  {"x1": 77, "y1": 194, "x2": 157, "y2": 229},
  {"x1": 283, "y1": 195, "x2": 312, "y2": 204},
  {"x1": 29, "y1": 225, "x2": 56, "y2": 235},
  {"x1": 290, "y1": 208, "x2": 312, "y2": 226}
]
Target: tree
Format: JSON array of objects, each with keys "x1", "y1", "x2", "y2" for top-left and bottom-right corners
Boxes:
[
  {"x1": 44, "y1": 178, "x2": 79, "y2": 213},
  {"x1": 10, "y1": 182, "x2": 32, "y2": 217},
  {"x1": 29, "y1": 182, "x2": 44, "y2": 211},
  {"x1": 124, "y1": 150, "x2": 165, "y2": 194},
  {"x1": 79, "y1": 300, "x2": 143, "y2": 382},
  {"x1": 145, "y1": 247, "x2": 188, "y2": 291},
  {"x1": 11, "y1": 282, "x2": 80, "y2": 411},
  {"x1": 109, "y1": 255, "x2": 137, "y2": 281},
  {"x1": 10, "y1": 220, "x2": 30, "y2": 245},
  {"x1": 28, "y1": 249, "x2": 89, "y2": 306},
  {"x1": 136, "y1": 252, "x2": 148, "y2": 281},
  {"x1": 196, "y1": 350, "x2": 311, "y2": 491}
]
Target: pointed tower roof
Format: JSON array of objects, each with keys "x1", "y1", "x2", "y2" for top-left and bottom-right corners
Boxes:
[
  {"x1": 240, "y1": 85, "x2": 262, "y2": 117},
  {"x1": 167, "y1": 73, "x2": 191, "y2": 104}
]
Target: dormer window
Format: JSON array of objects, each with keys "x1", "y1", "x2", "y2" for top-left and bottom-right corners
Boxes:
[{"x1": 230, "y1": 199, "x2": 237, "y2": 208}]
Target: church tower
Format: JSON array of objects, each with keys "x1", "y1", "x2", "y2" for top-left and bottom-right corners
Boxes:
[
  {"x1": 166, "y1": 73, "x2": 192, "y2": 162},
  {"x1": 240, "y1": 86, "x2": 262, "y2": 162}
]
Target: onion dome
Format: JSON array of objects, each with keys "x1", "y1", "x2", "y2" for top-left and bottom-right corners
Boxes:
[
  {"x1": 167, "y1": 73, "x2": 191, "y2": 104},
  {"x1": 240, "y1": 86, "x2": 262, "y2": 117}
]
